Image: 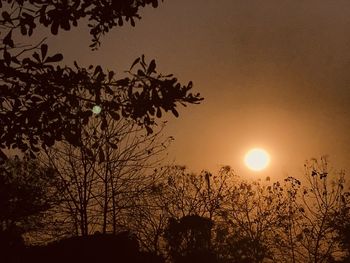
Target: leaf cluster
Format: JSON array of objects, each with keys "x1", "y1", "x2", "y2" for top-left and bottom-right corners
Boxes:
[
  {"x1": 1, "y1": 0, "x2": 161, "y2": 49},
  {"x1": 0, "y1": 0, "x2": 203, "y2": 161},
  {"x1": 0, "y1": 51, "x2": 201, "y2": 159}
]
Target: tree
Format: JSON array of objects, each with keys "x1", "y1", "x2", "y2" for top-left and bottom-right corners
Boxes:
[
  {"x1": 330, "y1": 191, "x2": 350, "y2": 262},
  {"x1": 218, "y1": 176, "x2": 277, "y2": 263},
  {"x1": 0, "y1": 0, "x2": 203, "y2": 161},
  {"x1": 0, "y1": 155, "x2": 58, "y2": 261},
  {"x1": 164, "y1": 215, "x2": 218, "y2": 263},
  {"x1": 40, "y1": 115, "x2": 172, "y2": 237},
  {"x1": 26, "y1": 232, "x2": 165, "y2": 263},
  {"x1": 126, "y1": 165, "x2": 234, "y2": 258},
  {"x1": 121, "y1": 160, "x2": 350, "y2": 263},
  {"x1": 268, "y1": 157, "x2": 348, "y2": 263},
  {"x1": 0, "y1": 156, "x2": 58, "y2": 233}
]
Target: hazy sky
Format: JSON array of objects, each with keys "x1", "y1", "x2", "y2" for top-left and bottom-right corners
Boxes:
[{"x1": 44, "y1": 0, "x2": 350, "y2": 178}]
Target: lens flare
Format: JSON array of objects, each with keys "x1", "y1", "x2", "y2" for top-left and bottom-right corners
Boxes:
[{"x1": 92, "y1": 105, "x2": 102, "y2": 115}]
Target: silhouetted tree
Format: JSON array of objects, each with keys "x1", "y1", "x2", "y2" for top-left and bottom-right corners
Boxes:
[
  {"x1": 331, "y1": 204, "x2": 350, "y2": 263},
  {"x1": 41, "y1": 115, "x2": 171, "y2": 237},
  {"x1": 325, "y1": 170, "x2": 350, "y2": 263},
  {"x1": 218, "y1": 176, "x2": 276, "y2": 262},
  {"x1": 26, "y1": 232, "x2": 165, "y2": 263},
  {"x1": 123, "y1": 161, "x2": 350, "y2": 262},
  {"x1": 271, "y1": 158, "x2": 346, "y2": 263},
  {"x1": 126, "y1": 165, "x2": 234, "y2": 256},
  {"x1": 158, "y1": 165, "x2": 233, "y2": 219},
  {"x1": 0, "y1": 156, "x2": 58, "y2": 261},
  {"x1": 0, "y1": 0, "x2": 203, "y2": 161},
  {"x1": 164, "y1": 215, "x2": 218, "y2": 263}
]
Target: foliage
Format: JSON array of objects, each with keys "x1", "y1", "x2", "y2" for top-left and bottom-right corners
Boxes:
[
  {"x1": 124, "y1": 165, "x2": 234, "y2": 256},
  {"x1": 0, "y1": 0, "x2": 203, "y2": 161},
  {"x1": 164, "y1": 215, "x2": 218, "y2": 263},
  {"x1": 217, "y1": 177, "x2": 279, "y2": 262},
  {"x1": 0, "y1": 155, "x2": 58, "y2": 233},
  {"x1": 0, "y1": 0, "x2": 161, "y2": 49},
  {"x1": 273, "y1": 158, "x2": 346, "y2": 263},
  {"x1": 130, "y1": 160, "x2": 349, "y2": 263},
  {"x1": 0, "y1": 155, "x2": 58, "y2": 261},
  {"x1": 26, "y1": 232, "x2": 165, "y2": 263}
]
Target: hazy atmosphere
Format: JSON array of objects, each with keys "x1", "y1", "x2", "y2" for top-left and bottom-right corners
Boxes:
[
  {"x1": 2, "y1": 1, "x2": 350, "y2": 262},
  {"x1": 43, "y1": 0, "x2": 350, "y2": 177}
]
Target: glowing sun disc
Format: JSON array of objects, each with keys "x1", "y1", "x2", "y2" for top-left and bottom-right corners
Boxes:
[{"x1": 244, "y1": 148, "x2": 270, "y2": 171}]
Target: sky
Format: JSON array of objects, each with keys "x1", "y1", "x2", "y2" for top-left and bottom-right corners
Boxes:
[{"x1": 42, "y1": 0, "x2": 350, "y2": 179}]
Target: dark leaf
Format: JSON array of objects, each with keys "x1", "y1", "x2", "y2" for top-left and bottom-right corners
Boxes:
[
  {"x1": 146, "y1": 126, "x2": 153, "y2": 135},
  {"x1": 137, "y1": 69, "x2": 145, "y2": 76},
  {"x1": 94, "y1": 65, "x2": 102, "y2": 76},
  {"x1": 3, "y1": 49, "x2": 11, "y2": 66},
  {"x1": 109, "y1": 142, "x2": 118, "y2": 149},
  {"x1": 116, "y1": 78, "x2": 130, "y2": 86},
  {"x1": 130, "y1": 57, "x2": 140, "y2": 70},
  {"x1": 147, "y1": 59, "x2": 156, "y2": 74},
  {"x1": 41, "y1": 44, "x2": 48, "y2": 59},
  {"x1": 20, "y1": 25, "x2": 27, "y2": 35},
  {"x1": 101, "y1": 118, "x2": 108, "y2": 130},
  {"x1": 2, "y1": 11, "x2": 12, "y2": 23},
  {"x1": 130, "y1": 17, "x2": 135, "y2": 27},
  {"x1": 11, "y1": 56, "x2": 20, "y2": 64},
  {"x1": 51, "y1": 20, "x2": 59, "y2": 35},
  {"x1": 44, "y1": 53, "x2": 63, "y2": 63},
  {"x1": 171, "y1": 108, "x2": 179, "y2": 118},
  {"x1": 108, "y1": 71, "x2": 114, "y2": 81},
  {"x1": 109, "y1": 111, "x2": 120, "y2": 121},
  {"x1": 3, "y1": 30, "x2": 14, "y2": 48},
  {"x1": 156, "y1": 107, "x2": 162, "y2": 118},
  {"x1": 33, "y1": 52, "x2": 41, "y2": 63}
]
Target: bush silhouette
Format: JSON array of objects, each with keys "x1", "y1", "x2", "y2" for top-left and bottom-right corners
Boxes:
[{"x1": 26, "y1": 232, "x2": 164, "y2": 263}]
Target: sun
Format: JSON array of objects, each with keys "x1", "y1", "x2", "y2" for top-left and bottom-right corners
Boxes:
[{"x1": 244, "y1": 148, "x2": 270, "y2": 171}]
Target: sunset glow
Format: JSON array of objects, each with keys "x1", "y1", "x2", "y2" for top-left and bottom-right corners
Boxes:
[{"x1": 244, "y1": 148, "x2": 270, "y2": 171}]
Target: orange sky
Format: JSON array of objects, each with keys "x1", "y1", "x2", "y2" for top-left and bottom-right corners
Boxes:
[{"x1": 39, "y1": 0, "x2": 350, "y2": 179}]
